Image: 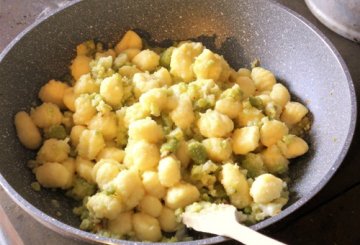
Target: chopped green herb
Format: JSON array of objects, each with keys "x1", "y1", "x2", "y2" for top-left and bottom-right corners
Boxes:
[
  {"x1": 188, "y1": 140, "x2": 208, "y2": 165},
  {"x1": 161, "y1": 138, "x2": 180, "y2": 155},
  {"x1": 160, "y1": 47, "x2": 175, "y2": 69},
  {"x1": 31, "y1": 182, "x2": 41, "y2": 192},
  {"x1": 66, "y1": 177, "x2": 97, "y2": 201},
  {"x1": 44, "y1": 125, "x2": 67, "y2": 140},
  {"x1": 249, "y1": 97, "x2": 264, "y2": 110}
]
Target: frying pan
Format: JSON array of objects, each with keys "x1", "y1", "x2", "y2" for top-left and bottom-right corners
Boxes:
[{"x1": 0, "y1": 0, "x2": 356, "y2": 244}]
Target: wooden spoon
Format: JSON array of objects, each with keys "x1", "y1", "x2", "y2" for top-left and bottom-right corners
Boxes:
[{"x1": 182, "y1": 203, "x2": 285, "y2": 245}]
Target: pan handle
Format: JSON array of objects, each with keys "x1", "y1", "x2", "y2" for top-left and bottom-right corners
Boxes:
[{"x1": 0, "y1": 204, "x2": 24, "y2": 245}]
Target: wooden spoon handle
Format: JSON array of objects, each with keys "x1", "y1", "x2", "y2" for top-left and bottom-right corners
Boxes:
[{"x1": 223, "y1": 220, "x2": 285, "y2": 245}]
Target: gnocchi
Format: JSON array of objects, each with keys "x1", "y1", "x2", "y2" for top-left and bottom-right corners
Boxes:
[
  {"x1": 197, "y1": 110, "x2": 234, "y2": 138},
  {"x1": 142, "y1": 171, "x2": 167, "y2": 199},
  {"x1": 15, "y1": 30, "x2": 311, "y2": 242},
  {"x1": 38, "y1": 79, "x2": 69, "y2": 109},
  {"x1": 14, "y1": 111, "x2": 42, "y2": 150},
  {"x1": 35, "y1": 162, "x2": 72, "y2": 189},
  {"x1": 30, "y1": 103, "x2": 63, "y2": 128},
  {"x1": 250, "y1": 173, "x2": 284, "y2": 204},
  {"x1": 132, "y1": 212, "x2": 162, "y2": 242},
  {"x1": 158, "y1": 156, "x2": 181, "y2": 187}
]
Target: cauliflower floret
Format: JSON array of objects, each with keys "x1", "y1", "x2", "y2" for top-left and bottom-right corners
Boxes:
[
  {"x1": 250, "y1": 173, "x2": 284, "y2": 204},
  {"x1": 86, "y1": 192, "x2": 124, "y2": 219},
  {"x1": 89, "y1": 94, "x2": 113, "y2": 115},
  {"x1": 132, "y1": 68, "x2": 172, "y2": 99},
  {"x1": 153, "y1": 67, "x2": 172, "y2": 86},
  {"x1": 128, "y1": 117, "x2": 164, "y2": 143},
  {"x1": 73, "y1": 74, "x2": 99, "y2": 96},
  {"x1": 193, "y1": 49, "x2": 223, "y2": 81},
  {"x1": 132, "y1": 72, "x2": 161, "y2": 98},
  {"x1": 197, "y1": 110, "x2": 234, "y2": 138},
  {"x1": 90, "y1": 56, "x2": 114, "y2": 79},
  {"x1": 100, "y1": 73, "x2": 124, "y2": 108},
  {"x1": 170, "y1": 42, "x2": 204, "y2": 82},
  {"x1": 190, "y1": 160, "x2": 219, "y2": 190},
  {"x1": 139, "y1": 88, "x2": 168, "y2": 116},
  {"x1": 73, "y1": 94, "x2": 97, "y2": 125},
  {"x1": 122, "y1": 103, "x2": 150, "y2": 128},
  {"x1": 187, "y1": 79, "x2": 221, "y2": 102},
  {"x1": 169, "y1": 82, "x2": 188, "y2": 97},
  {"x1": 37, "y1": 138, "x2": 70, "y2": 163},
  {"x1": 193, "y1": 49, "x2": 231, "y2": 82}
]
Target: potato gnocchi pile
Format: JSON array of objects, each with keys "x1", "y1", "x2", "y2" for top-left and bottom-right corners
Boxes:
[{"x1": 14, "y1": 30, "x2": 311, "y2": 242}]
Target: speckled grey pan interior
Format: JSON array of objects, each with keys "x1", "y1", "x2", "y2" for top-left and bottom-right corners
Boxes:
[{"x1": 0, "y1": 0, "x2": 356, "y2": 244}]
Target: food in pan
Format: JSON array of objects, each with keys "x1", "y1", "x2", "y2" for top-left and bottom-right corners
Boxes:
[{"x1": 14, "y1": 30, "x2": 310, "y2": 242}]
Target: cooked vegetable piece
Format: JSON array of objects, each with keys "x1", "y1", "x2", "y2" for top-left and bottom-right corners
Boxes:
[{"x1": 188, "y1": 140, "x2": 208, "y2": 165}]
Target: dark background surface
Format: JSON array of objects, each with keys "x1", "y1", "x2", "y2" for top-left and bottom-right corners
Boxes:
[{"x1": 0, "y1": 0, "x2": 359, "y2": 244}]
